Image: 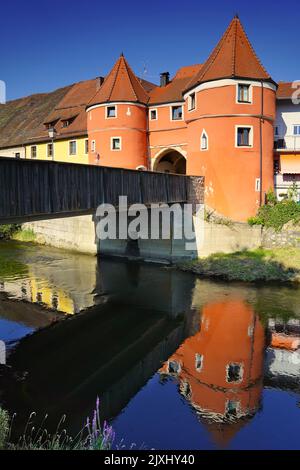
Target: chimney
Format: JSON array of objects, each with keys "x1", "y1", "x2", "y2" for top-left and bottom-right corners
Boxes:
[
  {"x1": 160, "y1": 72, "x2": 170, "y2": 87},
  {"x1": 96, "y1": 76, "x2": 105, "y2": 91}
]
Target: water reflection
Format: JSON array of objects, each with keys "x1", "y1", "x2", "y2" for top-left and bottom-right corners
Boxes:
[
  {"x1": 0, "y1": 242, "x2": 300, "y2": 449},
  {"x1": 160, "y1": 300, "x2": 265, "y2": 446}
]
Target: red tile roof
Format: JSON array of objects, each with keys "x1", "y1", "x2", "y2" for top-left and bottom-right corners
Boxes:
[
  {"x1": 185, "y1": 16, "x2": 273, "y2": 92},
  {"x1": 277, "y1": 82, "x2": 296, "y2": 99},
  {"x1": 149, "y1": 64, "x2": 202, "y2": 105},
  {"x1": 88, "y1": 54, "x2": 150, "y2": 106}
]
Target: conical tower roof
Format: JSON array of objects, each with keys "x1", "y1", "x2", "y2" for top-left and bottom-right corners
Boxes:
[
  {"x1": 88, "y1": 54, "x2": 149, "y2": 106},
  {"x1": 186, "y1": 15, "x2": 273, "y2": 92}
]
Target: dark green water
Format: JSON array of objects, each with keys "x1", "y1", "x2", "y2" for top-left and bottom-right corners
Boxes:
[{"x1": 0, "y1": 240, "x2": 300, "y2": 449}]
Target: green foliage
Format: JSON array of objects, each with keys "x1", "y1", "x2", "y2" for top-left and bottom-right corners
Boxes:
[
  {"x1": 12, "y1": 228, "x2": 36, "y2": 242},
  {"x1": 0, "y1": 224, "x2": 20, "y2": 240},
  {"x1": 248, "y1": 189, "x2": 300, "y2": 231},
  {"x1": 0, "y1": 407, "x2": 9, "y2": 449}
]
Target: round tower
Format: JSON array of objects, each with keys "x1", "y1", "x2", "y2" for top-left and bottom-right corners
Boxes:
[
  {"x1": 86, "y1": 54, "x2": 148, "y2": 169},
  {"x1": 184, "y1": 16, "x2": 277, "y2": 221}
]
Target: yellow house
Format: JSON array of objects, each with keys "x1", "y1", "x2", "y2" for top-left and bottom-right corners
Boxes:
[{"x1": 25, "y1": 136, "x2": 89, "y2": 165}]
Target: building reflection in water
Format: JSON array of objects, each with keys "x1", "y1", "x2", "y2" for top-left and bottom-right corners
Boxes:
[{"x1": 160, "y1": 300, "x2": 266, "y2": 446}]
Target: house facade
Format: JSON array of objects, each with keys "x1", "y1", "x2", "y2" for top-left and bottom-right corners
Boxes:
[{"x1": 274, "y1": 82, "x2": 300, "y2": 201}]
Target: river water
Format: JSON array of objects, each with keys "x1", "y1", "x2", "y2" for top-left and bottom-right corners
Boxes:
[{"x1": 0, "y1": 240, "x2": 300, "y2": 450}]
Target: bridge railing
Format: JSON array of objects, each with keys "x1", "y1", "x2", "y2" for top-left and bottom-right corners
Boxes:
[{"x1": 0, "y1": 158, "x2": 191, "y2": 221}]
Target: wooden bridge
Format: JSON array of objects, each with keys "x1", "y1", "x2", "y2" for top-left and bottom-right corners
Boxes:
[{"x1": 0, "y1": 158, "x2": 201, "y2": 224}]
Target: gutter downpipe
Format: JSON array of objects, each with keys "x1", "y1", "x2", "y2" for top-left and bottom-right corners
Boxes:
[{"x1": 259, "y1": 80, "x2": 264, "y2": 206}]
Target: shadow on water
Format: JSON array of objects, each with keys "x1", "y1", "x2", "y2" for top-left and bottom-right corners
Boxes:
[{"x1": 0, "y1": 241, "x2": 300, "y2": 448}]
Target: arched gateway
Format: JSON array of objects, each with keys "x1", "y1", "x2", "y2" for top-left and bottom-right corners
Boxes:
[{"x1": 153, "y1": 149, "x2": 186, "y2": 175}]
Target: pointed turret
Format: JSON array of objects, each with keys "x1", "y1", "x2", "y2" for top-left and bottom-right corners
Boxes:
[
  {"x1": 186, "y1": 16, "x2": 273, "y2": 92},
  {"x1": 88, "y1": 54, "x2": 149, "y2": 106}
]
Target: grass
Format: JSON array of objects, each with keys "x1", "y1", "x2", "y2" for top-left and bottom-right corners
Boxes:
[
  {"x1": 0, "y1": 398, "x2": 115, "y2": 450},
  {"x1": 179, "y1": 248, "x2": 300, "y2": 283},
  {"x1": 11, "y1": 228, "x2": 36, "y2": 242}
]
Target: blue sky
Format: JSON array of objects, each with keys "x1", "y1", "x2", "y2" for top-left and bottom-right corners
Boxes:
[{"x1": 1, "y1": 0, "x2": 299, "y2": 100}]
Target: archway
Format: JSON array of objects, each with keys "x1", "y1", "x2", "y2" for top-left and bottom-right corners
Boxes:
[{"x1": 153, "y1": 149, "x2": 186, "y2": 174}]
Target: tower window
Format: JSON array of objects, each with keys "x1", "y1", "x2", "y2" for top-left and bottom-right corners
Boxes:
[
  {"x1": 111, "y1": 137, "x2": 121, "y2": 151},
  {"x1": 195, "y1": 354, "x2": 203, "y2": 372},
  {"x1": 201, "y1": 131, "x2": 208, "y2": 150},
  {"x1": 167, "y1": 360, "x2": 181, "y2": 375},
  {"x1": 188, "y1": 92, "x2": 196, "y2": 111},
  {"x1": 236, "y1": 126, "x2": 252, "y2": 147},
  {"x1": 238, "y1": 84, "x2": 251, "y2": 103},
  {"x1": 226, "y1": 363, "x2": 243, "y2": 383},
  {"x1": 171, "y1": 105, "x2": 183, "y2": 121},
  {"x1": 69, "y1": 140, "x2": 77, "y2": 155},
  {"x1": 150, "y1": 109, "x2": 157, "y2": 120},
  {"x1": 106, "y1": 106, "x2": 116, "y2": 118},
  {"x1": 31, "y1": 146, "x2": 37, "y2": 158}
]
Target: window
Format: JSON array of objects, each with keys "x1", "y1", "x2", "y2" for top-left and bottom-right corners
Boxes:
[
  {"x1": 69, "y1": 140, "x2": 77, "y2": 155},
  {"x1": 47, "y1": 143, "x2": 53, "y2": 158},
  {"x1": 293, "y1": 125, "x2": 300, "y2": 135},
  {"x1": 195, "y1": 354, "x2": 203, "y2": 372},
  {"x1": 171, "y1": 105, "x2": 183, "y2": 121},
  {"x1": 255, "y1": 178, "x2": 261, "y2": 192},
  {"x1": 167, "y1": 360, "x2": 181, "y2": 374},
  {"x1": 236, "y1": 127, "x2": 252, "y2": 147},
  {"x1": 31, "y1": 146, "x2": 37, "y2": 158},
  {"x1": 111, "y1": 137, "x2": 121, "y2": 151},
  {"x1": 150, "y1": 109, "x2": 157, "y2": 120},
  {"x1": 106, "y1": 105, "x2": 116, "y2": 118},
  {"x1": 227, "y1": 363, "x2": 243, "y2": 383},
  {"x1": 201, "y1": 130, "x2": 208, "y2": 150},
  {"x1": 91, "y1": 140, "x2": 96, "y2": 152},
  {"x1": 274, "y1": 126, "x2": 279, "y2": 136},
  {"x1": 15, "y1": 152, "x2": 20, "y2": 159},
  {"x1": 226, "y1": 400, "x2": 240, "y2": 417},
  {"x1": 238, "y1": 84, "x2": 251, "y2": 103},
  {"x1": 62, "y1": 120, "x2": 69, "y2": 128},
  {"x1": 188, "y1": 92, "x2": 196, "y2": 111},
  {"x1": 85, "y1": 139, "x2": 89, "y2": 154}
]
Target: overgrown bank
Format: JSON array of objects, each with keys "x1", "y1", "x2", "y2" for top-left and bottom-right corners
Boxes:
[
  {"x1": 0, "y1": 224, "x2": 35, "y2": 242},
  {"x1": 179, "y1": 248, "x2": 300, "y2": 283}
]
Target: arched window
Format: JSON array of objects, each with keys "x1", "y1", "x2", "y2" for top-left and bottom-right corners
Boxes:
[{"x1": 201, "y1": 130, "x2": 208, "y2": 150}]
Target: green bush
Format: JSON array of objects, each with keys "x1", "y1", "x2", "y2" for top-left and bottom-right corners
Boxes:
[
  {"x1": 248, "y1": 189, "x2": 300, "y2": 231},
  {"x1": 0, "y1": 224, "x2": 20, "y2": 239}
]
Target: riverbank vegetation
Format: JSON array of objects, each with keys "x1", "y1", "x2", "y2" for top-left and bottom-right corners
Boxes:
[
  {"x1": 179, "y1": 248, "x2": 300, "y2": 283},
  {"x1": 248, "y1": 187, "x2": 300, "y2": 231},
  {"x1": 0, "y1": 225, "x2": 36, "y2": 242},
  {"x1": 0, "y1": 398, "x2": 115, "y2": 450},
  {"x1": 0, "y1": 224, "x2": 20, "y2": 240}
]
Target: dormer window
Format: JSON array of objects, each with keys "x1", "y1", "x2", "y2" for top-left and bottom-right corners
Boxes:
[
  {"x1": 62, "y1": 120, "x2": 70, "y2": 128},
  {"x1": 188, "y1": 92, "x2": 196, "y2": 111},
  {"x1": 171, "y1": 105, "x2": 183, "y2": 121},
  {"x1": 201, "y1": 130, "x2": 208, "y2": 150},
  {"x1": 237, "y1": 84, "x2": 251, "y2": 103},
  {"x1": 106, "y1": 105, "x2": 116, "y2": 118}
]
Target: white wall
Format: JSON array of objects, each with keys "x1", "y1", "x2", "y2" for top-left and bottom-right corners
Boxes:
[
  {"x1": 0, "y1": 146, "x2": 25, "y2": 158},
  {"x1": 275, "y1": 100, "x2": 300, "y2": 150}
]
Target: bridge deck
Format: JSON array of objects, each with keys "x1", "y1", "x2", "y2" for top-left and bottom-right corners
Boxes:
[{"x1": 0, "y1": 158, "x2": 192, "y2": 224}]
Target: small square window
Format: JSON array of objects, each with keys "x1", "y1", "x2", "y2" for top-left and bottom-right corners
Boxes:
[
  {"x1": 189, "y1": 93, "x2": 196, "y2": 111},
  {"x1": 62, "y1": 120, "x2": 69, "y2": 128},
  {"x1": 31, "y1": 146, "x2": 37, "y2": 158},
  {"x1": 107, "y1": 106, "x2": 116, "y2": 118},
  {"x1": 171, "y1": 105, "x2": 183, "y2": 121},
  {"x1": 226, "y1": 400, "x2": 240, "y2": 417},
  {"x1": 69, "y1": 140, "x2": 77, "y2": 155},
  {"x1": 111, "y1": 137, "x2": 121, "y2": 151},
  {"x1": 85, "y1": 139, "x2": 89, "y2": 154},
  {"x1": 150, "y1": 109, "x2": 157, "y2": 120},
  {"x1": 227, "y1": 363, "x2": 243, "y2": 383},
  {"x1": 15, "y1": 152, "x2": 20, "y2": 159},
  {"x1": 237, "y1": 127, "x2": 251, "y2": 147},
  {"x1": 238, "y1": 84, "x2": 251, "y2": 103}
]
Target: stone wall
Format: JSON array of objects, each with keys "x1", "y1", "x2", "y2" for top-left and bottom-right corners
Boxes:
[{"x1": 262, "y1": 226, "x2": 300, "y2": 249}]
